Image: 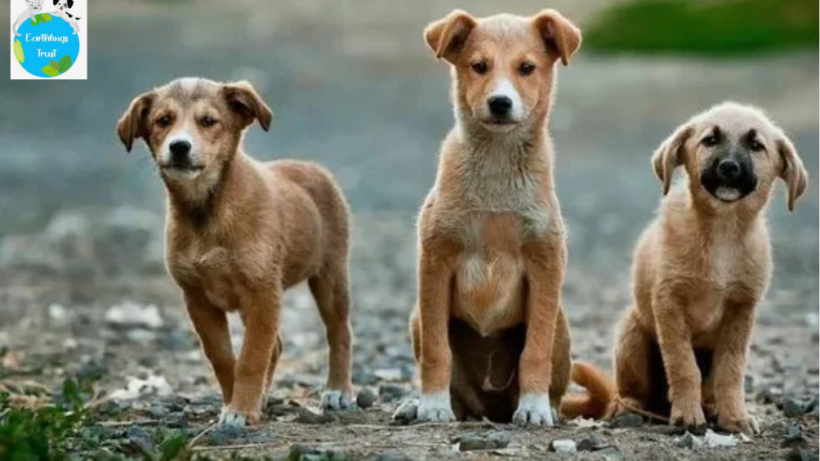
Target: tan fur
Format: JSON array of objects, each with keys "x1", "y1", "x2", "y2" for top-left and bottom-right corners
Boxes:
[
  {"x1": 116, "y1": 78, "x2": 353, "y2": 424},
  {"x1": 605, "y1": 102, "x2": 809, "y2": 435},
  {"x1": 410, "y1": 9, "x2": 589, "y2": 424}
]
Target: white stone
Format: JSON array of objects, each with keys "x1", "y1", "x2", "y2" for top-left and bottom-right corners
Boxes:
[
  {"x1": 105, "y1": 301, "x2": 163, "y2": 329},
  {"x1": 551, "y1": 439, "x2": 577, "y2": 455}
]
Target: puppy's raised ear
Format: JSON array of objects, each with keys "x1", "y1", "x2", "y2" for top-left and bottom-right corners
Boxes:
[
  {"x1": 116, "y1": 91, "x2": 155, "y2": 153},
  {"x1": 222, "y1": 81, "x2": 273, "y2": 131},
  {"x1": 776, "y1": 135, "x2": 809, "y2": 212},
  {"x1": 532, "y1": 9, "x2": 582, "y2": 66},
  {"x1": 424, "y1": 10, "x2": 477, "y2": 63},
  {"x1": 652, "y1": 122, "x2": 694, "y2": 195}
]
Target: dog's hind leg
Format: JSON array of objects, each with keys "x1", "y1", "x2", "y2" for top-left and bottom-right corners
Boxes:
[
  {"x1": 309, "y1": 262, "x2": 353, "y2": 411},
  {"x1": 613, "y1": 308, "x2": 655, "y2": 417}
]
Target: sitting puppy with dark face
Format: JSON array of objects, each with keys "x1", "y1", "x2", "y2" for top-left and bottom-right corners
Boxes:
[
  {"x1": 117, "y1": 78, "x2": 354, "y2": 427},
  {"x1": 590, "y1": 102, "x2": 808, "y2": 435}
]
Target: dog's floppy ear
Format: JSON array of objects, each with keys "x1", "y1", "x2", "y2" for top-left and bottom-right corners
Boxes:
[
  {"x1": 532, "y1": 9, "x2": 582, "y2": 66},
  {"x1": 53, "y1": 0, "x2": 58, "y2": 5},
  {"x1": 222, "y1": 81, "x2": 273, "y2": 131},
  {"x1": 776, "y1": 135, "x2": 809, "y2": 212},
  {"x1": 67, "y1": 0, "x2": 73, "y2": 8},
  {"x1": 652, "y1": 122, "x2": 694, "y2": 196},
  {"x1": 116, "y1": 91, "x2": 155, "y2": 153},
  {"x1": 424, "y1": 10, "x2": 477, "y2": 64}
]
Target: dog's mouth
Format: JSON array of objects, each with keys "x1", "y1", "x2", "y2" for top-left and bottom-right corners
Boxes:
[
  {"x1": 701, "y1": 175, "x2": 757, "y2": 203},
  {"x1": 480, "y1": 119, "x2": 519, "y2": 131},
  {"x1": 160, "y1": 164, "x2": 205, "y2": 174}
]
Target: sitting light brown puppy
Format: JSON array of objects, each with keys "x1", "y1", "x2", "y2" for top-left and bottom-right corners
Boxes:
[
  {"x1": 608, "y1": 102, "x2": 808, "y2": 435},
  {"x1": 116, "y1": 78, "x2": 354, "y2": 427},
  {"x1": 394, "y1": 9, "x2": 611, "y2": 426}
]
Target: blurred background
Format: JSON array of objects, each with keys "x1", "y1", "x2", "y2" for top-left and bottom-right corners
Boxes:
[{"x1": 0, "y1": 0, "x2": 817, "y2": 430}]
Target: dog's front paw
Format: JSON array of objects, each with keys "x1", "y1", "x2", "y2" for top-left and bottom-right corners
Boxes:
[
  {"x1": 218, "y1": 406, "x2": 258, "y2": 428},
  {"x1": 321, "y1": 389, "x2": 352, "y2": 411},
  {"x1": 392, "y1": 397, "x2": 420, "y2": 423},
  {"x1": 513, "y1": 393, "x2": 556, "y2": 426},
  {"x1": 417, "y1": 392, "x2": 456, "y2": 423},
  {"x1": 718, "y1": 412, "x2": 759, "y2": 436},
  {"x1": 670, "y1": 399, "x2": 707, "y2": 429},
  {"x1": 219, "y1": 410, "x2": 247, "y2": 428}
]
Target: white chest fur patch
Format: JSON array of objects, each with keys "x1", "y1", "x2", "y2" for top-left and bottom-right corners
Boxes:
[
  {"x1": 455, "y1": 145, "x2": 551, "y2": 236},
  {"x1": 711, "y1": 240, "x2": 742, "y2": 286}
]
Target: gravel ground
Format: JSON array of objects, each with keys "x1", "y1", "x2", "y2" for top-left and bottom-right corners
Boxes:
[{"x1": 0, "y1": 0, "x2": 817, "y2": 459}]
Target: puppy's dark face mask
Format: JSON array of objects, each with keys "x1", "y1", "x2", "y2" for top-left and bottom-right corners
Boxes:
[
  {"x1": 697, "y1": 127, "x2": 759, "y2": 203},
  {"x1": 652, "y1": 103, "x2": 808, "y2": 212}
]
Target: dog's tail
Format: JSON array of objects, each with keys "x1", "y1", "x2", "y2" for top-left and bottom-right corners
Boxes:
[{"x1": 560, "y1": 361, "x2": 615, "y2": 419}]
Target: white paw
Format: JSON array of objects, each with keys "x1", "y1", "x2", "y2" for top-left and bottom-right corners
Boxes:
[
  {"x1": 218, "y1": 408, "x2": 247, "y2": 428},
  {"x1": 320, "y1": 389, "x2": 352, "y2": 411},
  {"x1": 417, "y1": 392, "x2": 456, "y2": 423},
  {"x1": 513, "y1": 394, "x2": 555, "y2": 426},
  {"x1": 392, "y1": 397, "x2": 419, "y2": 422}
]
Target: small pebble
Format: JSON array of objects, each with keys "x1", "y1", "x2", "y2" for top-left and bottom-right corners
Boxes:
[
  {"x1": 356, "y1": 388, "x2": 377, "y2": 409},
  {"x1": 453, "y1": 431, "x2": 511, "y2": 451},
  {"x1": 391, "y1": 398, "x2": 418, "y2": 425},
  {"x1": 294, "y1": 408, "x2": 335, "y2": 425},
  {"x1": 597, "y1": 446, "x2": 625, "y2": 461},
  {"x1": 783, "y1": 398, "x2": 808, "y2": 417},
  {"x1": 781, "y1": 423, "x2": 808, "y2": 449},
  {"x1": 676, "y1": 432, "x2": 704, "y2": 450},
  {"x1": 609, "y1": 413, "x2": 643, "y2": 428},
  {"x1": 577, "y1": 434, "x2": 607, "y2": 451},
  {"x1": 206, "y1": 424, "x2": 243, "y2": 446},
  {"x1": 550, "y1": 439, "x2": 577, "y2": 455}
]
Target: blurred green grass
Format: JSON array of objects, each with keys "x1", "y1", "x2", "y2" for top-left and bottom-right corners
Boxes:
[{"x1": 585, "y1": 0, "x2": 818, "y2": 56}]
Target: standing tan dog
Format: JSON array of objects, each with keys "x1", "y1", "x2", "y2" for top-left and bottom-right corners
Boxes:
[
  {"x1": 117, "y1": 78, "x2": 354, "y2": 427},
  {"x1": 394, "y1": 9, "x2": 610, "y2": 425},
  {"x1": 574, "y1": 102, "x2": 809, "y2": 435}
]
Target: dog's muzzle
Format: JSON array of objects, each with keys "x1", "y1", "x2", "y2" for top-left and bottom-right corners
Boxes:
[{"x1": 700, "y1": 152, "x2": 757, "y2": 202}]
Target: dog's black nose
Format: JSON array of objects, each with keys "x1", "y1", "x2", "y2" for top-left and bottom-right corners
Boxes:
[
  {"x1": 169, "y1": 140, "x2": 191, "y2": 162},
  {"x1": 488, "y1": 96, "x2": 513, "y2": 117},
  {"x1": 717, "y1": 158, "x2": 741, "y2": 180}
]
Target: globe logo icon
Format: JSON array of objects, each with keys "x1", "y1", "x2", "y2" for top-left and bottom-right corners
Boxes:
[{"x1": 13, "y1": 14, "x2": 80, "y2": 78}]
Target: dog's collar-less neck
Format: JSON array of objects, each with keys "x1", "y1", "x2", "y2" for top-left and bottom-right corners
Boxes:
[
  {"x1": 686, "y1": 192, "x2": 766, "y2": 237},
  {"x1": 166, "y1": 155, "x2": 238, "y2": 229}
]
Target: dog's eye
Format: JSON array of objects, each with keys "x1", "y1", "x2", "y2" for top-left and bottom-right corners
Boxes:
[
  {"x1": 471, "y1": 61, "x2": 488, "y2": 75},
  {"x1": 701, "y1": 135, "x2": 719, "y2": 147},
  {"x1": 200, "y1": 116, "x2": 217, "y2": 128},
  {"x1": 518, "y1": 62, "x2": 536, "y2": 76},
  {"x1": 156, "y1": 115, "x2": 171, "y2": 128},
  {"x1": 749, "y1": 140, "x2": 764, "y2": 152}
]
